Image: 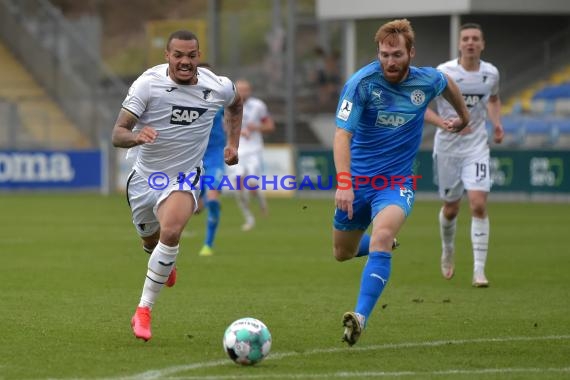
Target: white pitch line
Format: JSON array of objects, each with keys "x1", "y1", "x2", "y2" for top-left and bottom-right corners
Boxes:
[
  {"x1": 103, "y1": 334, "x2": 570, "y2": 380},
  {"x1": 162, "y1": 367, "x2": 570, "y2": 379}
]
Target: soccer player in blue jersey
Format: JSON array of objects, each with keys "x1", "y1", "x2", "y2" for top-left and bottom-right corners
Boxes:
[
  {"x1": 333, "y1": 19, "x2": 470, "y2": 346},
  {"x1": 195, "y1": 62, "x2": 226, "y2": 256},
  {"x1": 198, "y1": 106, "x2": 225, "y2": 256}
]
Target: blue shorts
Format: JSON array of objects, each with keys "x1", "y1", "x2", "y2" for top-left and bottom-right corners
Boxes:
[
  {"x1": 333, "y1": 185, "x2": 415, "y2": 231},
  {"x1": 200, "y1": 163, "x2": 225, "y2": 193}
]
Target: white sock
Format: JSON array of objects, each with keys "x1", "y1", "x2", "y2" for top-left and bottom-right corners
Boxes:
[
  {"x1": 255, "y1": 190, "x2": 268, "y2": 213},
  {"x1": 439, "y1": 208, "x2": 457, "y2": 255},
  {"x1": 355, "y1": 312, "x2": 366, "y2": 328},
  {"x1": 471, "y1": 216, "x2": 489, "y2": 273},
  {"x1": 236, "y1": 190, "x2": 254, "y2": 224},
  {"x1": 139, "y1": 241, "x2": 179, "y2": 309}
]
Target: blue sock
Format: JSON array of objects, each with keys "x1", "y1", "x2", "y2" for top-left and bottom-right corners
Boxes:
[
  {"x1": 355, "y1": 251, "x2": 392, "y2": 321},
  {"x1": 356, "y1": 233, "x2": 371, "y2": 257},
  {"x1": 205, "y1": 200, "x2": 221, "y2": 247}
]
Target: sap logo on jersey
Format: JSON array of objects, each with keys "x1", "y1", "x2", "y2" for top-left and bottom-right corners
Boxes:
[
  {"x1": 463, "y1": 94, "x2": 483, "y2": 108},
  {"x1": 376, "y1": 111, "x2": 413, "y2": 128},
  {"x1": 170, "y1": 106, "x2": 207, "y2": 125}
]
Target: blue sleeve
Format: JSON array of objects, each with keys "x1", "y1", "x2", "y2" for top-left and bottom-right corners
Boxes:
[
  {"x1": 335, "y1": 79, "x2": 364, "y2": 134},
  {"x1": 434, "y1": 69, "x2": 448, "y2": 97}
]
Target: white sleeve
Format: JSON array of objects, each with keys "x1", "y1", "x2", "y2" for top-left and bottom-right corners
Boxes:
[
  {"x1": 259, "y1": 100, "x2": 270, "y2": 120},
  {"x1": 219, "y1": 76, "x2": 237, "y2": 107},
  {"x1": 122, "y1": 75, "x2": 151, "y2": 118},
  {"x1": 491, "y1": 69, "x2": 500, "y2": 96}
]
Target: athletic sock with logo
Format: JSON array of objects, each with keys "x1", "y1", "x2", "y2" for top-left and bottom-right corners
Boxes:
[
  {"x1": 439, "y1": 207, "x2": 456, "y2": 255},
  {"x1": 471, "y1": 216, "x2": 489, "y2": 273},
  {"x1": 205, "y1": 199, "x2": 221, "y2": 247},
  {"x1": 356, "y1": 233, "x2": 371, "y2": 257},
  {"x1": 355, "y1": 251, "x2": 392, "y2": 321},
  {"x1": 139, "y1": 241, "x2": 179, "y2": 308}
]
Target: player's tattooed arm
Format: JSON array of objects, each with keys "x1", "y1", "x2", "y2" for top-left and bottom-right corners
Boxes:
[
  {"x1": 111, "y1": 108, "x2": 158, "y2": 148},
  {"x1": 224, "y1": 92, "x2": 243, "y2": 165}
]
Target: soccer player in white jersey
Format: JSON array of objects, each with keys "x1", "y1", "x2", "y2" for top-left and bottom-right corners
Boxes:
[
  {"x1": 425, "y1": 23, "x2": 504, "y2": 287},
  {"x1": 111, "y1": 30, "x2": 243, "y2": 341},
  {"x1": 226, "y1": 79, "x2": 275, "y2": 231}
]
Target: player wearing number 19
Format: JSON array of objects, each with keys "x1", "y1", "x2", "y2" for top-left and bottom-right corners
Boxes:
[
  {"x1": 333, "y1": 19, "x2": 469, "y2": 346},
  {"x1": 424, "y1": 23, "x2": 504, "y2": 288}
]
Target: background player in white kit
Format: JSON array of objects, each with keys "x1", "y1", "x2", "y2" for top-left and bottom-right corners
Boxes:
[
  {"x1": 112, "y1": 30, "x2": 243, "y2": 341},
  {"x1": 425, "y1": 23, "x2": 504, "y2": 287},
  {"x1": 227, "y1": 79, "x2": 275, "y2": 231}
]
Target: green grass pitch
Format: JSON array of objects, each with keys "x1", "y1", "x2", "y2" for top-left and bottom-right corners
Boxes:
[{"x1": 1, "y1": 193, "x2": 569, "y2": 379}]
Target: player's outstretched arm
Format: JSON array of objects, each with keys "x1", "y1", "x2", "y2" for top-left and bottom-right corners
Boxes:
[
  {"x1": 333, "y1": 128, "x2": 354, "y2": 220},
  {"x1": 441, "y1": 74, "x2": 470, "y2": 133},
  {"x1": 111, "y1": 109, "x2": 157, "y2": 148},
  {"x1": 424, "y1": 108, "x2": 446, "y2": 129},
  {"x1": 224, "y1": 93, "x2": 243, "y2": 165}
]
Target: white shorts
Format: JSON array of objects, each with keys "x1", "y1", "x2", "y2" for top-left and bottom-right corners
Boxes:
[
  {"x1": 433, "y1": 150, "x2": 491, "y2": 202},
  {"x1": 226, "y1": 151, "x2": 263, "y2": 179},
  {"x1": 126, "y1": 168, "x2": 202, "y2": 237}
]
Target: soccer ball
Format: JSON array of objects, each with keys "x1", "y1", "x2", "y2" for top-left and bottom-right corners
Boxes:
[{"x1": 222, "y1": 317, "x2": 272, "y2": 365}]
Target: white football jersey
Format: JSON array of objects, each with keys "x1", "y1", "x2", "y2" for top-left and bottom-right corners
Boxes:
[
  {"x1": 239, "y1": 97, "x2": 271, "y2": 155},
  {"x1": 122, "y1": 64, "x2": 236, "y2": 179},
  {"x1": 433, "y1": 59, "x2": 499, "y2": 156}
]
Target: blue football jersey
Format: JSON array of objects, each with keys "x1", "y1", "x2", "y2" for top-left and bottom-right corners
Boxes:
[
  {"x1": 336, "y1": 61, "x2": 447, "y2": 181},
  {"x1": 203, "y1": 108, "x2": 225, "y2": 169}
]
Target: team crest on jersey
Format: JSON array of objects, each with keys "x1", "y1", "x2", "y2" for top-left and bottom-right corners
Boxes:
[
  {"x1": 337, "y1": 99, "x2": 352, "y2": 121},
  {"x1": 170, "y1": 106, "x2": 207, "y2": 125},
  {"x1": 202, "y1": 89, "x2": 212, "y2": 100},
  {"x1": 410, "y1": 89, "x2": 425, "y2": 106}
]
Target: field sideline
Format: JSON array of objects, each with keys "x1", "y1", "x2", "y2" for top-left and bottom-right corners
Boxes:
[{"x1": 1, "y1": 194, "x2": 569, "y2": 379}]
